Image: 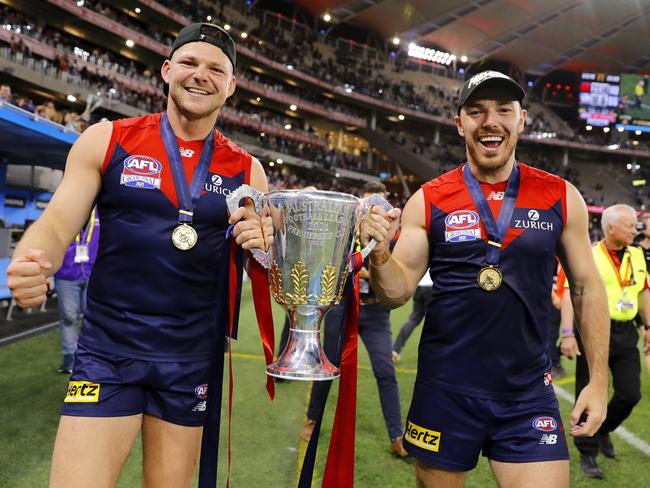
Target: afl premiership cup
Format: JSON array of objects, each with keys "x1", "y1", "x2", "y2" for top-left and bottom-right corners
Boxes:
[{"x1": 227, "y1": 186, "x2": 391, "y2": 380}]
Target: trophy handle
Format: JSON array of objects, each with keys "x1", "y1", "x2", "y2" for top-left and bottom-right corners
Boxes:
[
  {"x1": 226, "y1": 184, "x2": 270, "y2": 269},
  {"x1": 358, "y1": 194, "x2": 394, "y2": 261}
]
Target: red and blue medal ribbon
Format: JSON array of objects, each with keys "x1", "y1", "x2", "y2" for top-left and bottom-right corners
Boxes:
[
  {"x1": 298, "y1": 253, "x2": 362, "y2": 488},
  {"x1": 249, "y1": 257, "x2": 276, "y2": 400},
  {"x1": 462, "y1": 161, "x2": 520, "y2": 266},
  {"x1": 160, "y1": 112, "x2": 214, "y2": 225}
]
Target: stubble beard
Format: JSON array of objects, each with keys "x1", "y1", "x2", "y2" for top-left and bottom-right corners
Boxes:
[
  {"x1": 466, "y1": 133, "x2": 517, "y2": 173},
  {"x1": 169, "y1": 85, "x2": 222, "y2": 121}
]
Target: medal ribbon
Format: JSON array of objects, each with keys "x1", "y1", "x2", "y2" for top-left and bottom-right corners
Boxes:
[
  {"x1": 463, "y1": 161, "x2": 520, "y2": 266},
  {"x1": 599, "y1": 241, "x2": 633, "y2": 288},
  {"x1": 160, "y1": 113, "x2": 215, "y2": 225}
]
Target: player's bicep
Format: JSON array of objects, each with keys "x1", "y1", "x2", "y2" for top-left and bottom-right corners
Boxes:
[
  {"x1": 392, "y1": 189, "x2": 430, "y2": 291},
  {"x1": 40, "y1": 122, "x2": 110, "y2": 246},
  {"x1": 557, "y1": 182, "x2": 598, "y2": 288},
  {"x1": 249, "y1": 157, "x2": 269, "y2": 193}
]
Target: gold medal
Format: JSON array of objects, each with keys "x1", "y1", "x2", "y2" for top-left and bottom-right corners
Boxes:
[
  {"x1": 172, "y1": 224, "x2": 198, "y2": 250},
  {"x1": 477, "y1": 265, "x2": 502, "y2": 291}
]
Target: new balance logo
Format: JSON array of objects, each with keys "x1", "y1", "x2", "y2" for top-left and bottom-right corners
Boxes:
[
  {"x1": 192, "y1": 401, "x2": 207, "y2": 412},
  {"x1": 539, "y1": 434, "x2": 558, "y2": 445},
  {"x1": 487, "y1": 191, "x2": 505, "y2": 200},
  {"x1": 179, "y1": 147, "x2": 195, "y2": 158}
]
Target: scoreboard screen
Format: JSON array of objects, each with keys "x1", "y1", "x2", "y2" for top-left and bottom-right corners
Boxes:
[{"x1": 578, "y1": 72, "x2": 620, "y2": 126}]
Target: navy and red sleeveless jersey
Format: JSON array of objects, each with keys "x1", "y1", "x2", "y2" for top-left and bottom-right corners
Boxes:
[
  {"x1": 78, "y1": 113, "x2": 252, "y2": 361},
  {"x1": 419, "y1": 162, "x2": 567, "y2": 400}
]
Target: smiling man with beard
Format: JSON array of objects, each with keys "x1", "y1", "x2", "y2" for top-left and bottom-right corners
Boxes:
[
  {"x1": 360, "y1": 70, "x2": 610, "y2": 487},
  {"x1": 7, "y1": 23, "x2": 272, "y2": 488}
]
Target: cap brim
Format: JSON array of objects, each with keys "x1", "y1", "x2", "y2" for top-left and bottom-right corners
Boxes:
[{"x1": 458, "y1": 78, "x2": 526, "y2": 111}]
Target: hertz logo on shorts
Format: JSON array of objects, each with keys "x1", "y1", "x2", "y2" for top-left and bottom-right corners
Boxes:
[
  {"x1": 404, "y1": 420, "x2": 441, "y2": 452},
  {"x1": 64, "y1": 381, "x2": 101, "y2": 403}
]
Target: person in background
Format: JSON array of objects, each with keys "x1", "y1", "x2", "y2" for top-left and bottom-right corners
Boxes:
[
  {"x1": 561, "y1": 204, "x2": 650, "y2": 479},
  {"x1": 392, "y1": 270, "x2": 432, "y2": 363},
  {"x1": 54, "y1": 208, "x2": 99, "y2": 374}
]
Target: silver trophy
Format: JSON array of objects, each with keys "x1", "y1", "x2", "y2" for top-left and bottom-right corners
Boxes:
[{"x1": 226, "y1": 186, "x2": 391, "y2": 381}]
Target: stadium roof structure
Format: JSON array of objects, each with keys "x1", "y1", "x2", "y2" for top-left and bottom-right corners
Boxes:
[
  {"x1": 0, "y1": 102, "x2": 78, "y2": 168},
  {"x1": 295, "y1": 0, "x2": 650, "y2": 76}
]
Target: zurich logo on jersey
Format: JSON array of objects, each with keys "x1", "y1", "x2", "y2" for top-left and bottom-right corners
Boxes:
[
  {"x1": 204, "y1": 173, "x2": 231, "y2": 195},
  {"x1": 120, "y1": 155, "x2": 162, "y2": 189},
  {"x1": 444, "y1": 210, "x2": 481, "y2": 242},
  {"x1": 532, "y1": 416, "x2": 558, "y2": 432}
]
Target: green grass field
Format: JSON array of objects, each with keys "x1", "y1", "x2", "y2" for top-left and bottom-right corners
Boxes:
[{"x1": 1, "y1": 287, "x2": 650, "y2": 487}]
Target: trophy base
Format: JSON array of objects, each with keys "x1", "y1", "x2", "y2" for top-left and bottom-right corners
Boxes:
[{"x1": 266, "y1": 360, "x2": 340, "y2": 381}]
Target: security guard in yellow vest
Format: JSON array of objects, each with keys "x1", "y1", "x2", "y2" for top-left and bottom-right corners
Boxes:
[{"x1": 561, "y1": 204, "x2": 650, "y2": 479}]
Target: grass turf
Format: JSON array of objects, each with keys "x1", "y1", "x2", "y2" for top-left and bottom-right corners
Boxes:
[{"x1": 1, "y1": 286, "x2": 649, "y2": 487}]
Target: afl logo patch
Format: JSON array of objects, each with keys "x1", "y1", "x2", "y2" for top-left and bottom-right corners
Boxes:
[
  {"x1": 444, "y1": 210, "x2": 481, "y2": 242},
  {"x1": 532, "y1": 416, "x2": 558, "y2": 432},
  {"x1": 195, "y1": 384, "x2": 208, "y2": 399},
  {"x1": 120, "y1": 155, "x2": 162, "y2": 189}
]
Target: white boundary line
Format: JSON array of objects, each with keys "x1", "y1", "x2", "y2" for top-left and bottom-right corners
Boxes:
[
  {"x1": 553, "y1": 384, "x2": 650, "y2": 457},
  {"x1": 0, "y1": 321, "x2": 58, "y2": 346}
]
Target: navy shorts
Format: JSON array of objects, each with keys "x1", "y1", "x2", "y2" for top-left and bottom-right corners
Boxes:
[
  {"x1": 60, "y1": 343, "x2": 213, "y2": 426},
  {"x1": 404, "y1": 381, "x2": 569, "y2": 471}
]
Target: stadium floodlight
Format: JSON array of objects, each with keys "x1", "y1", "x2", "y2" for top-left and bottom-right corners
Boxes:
[
  {"x1": 586, "y1": 125, "x2": 593, "y2": 131},
  {"x1": 408, "y1": 42, "x2": 456, "y2": 66},
  {"x1": 135, "y1": 7, "x2": 141, "y2": 14},
  {"x1": 240, "y1": 32, "x2": 248, "y2": 39},
  {"x1": 223, "y1": 24, "x2": 231, "y2": 31},
  {"x1": 323, "y1": 13, "x2": 331, "y2": 22},
  {"x1": 460, "y1": 55, "x2": 468, "y2": 63},
  {"x1": 392, "y1": 36, "x2": 400, "y2": 45},
  {"x1": 125, "y1": 39, "x2": 135, "y2": 48},
  {"x1": 398, "y1": 114, "x2": 405, "y2": 121},
  {"x1": 603, "y1": 127, "x2": 610, "y2": 133},
  {"x1": 206, "y1": 15, "x2": 212, "y2": 21},
  {"x1": 276, "y1": 158, "x2": 284, "y2": 164},
  {"x1": 289, "y1": 104, "x2": 297, "y2": 111}
]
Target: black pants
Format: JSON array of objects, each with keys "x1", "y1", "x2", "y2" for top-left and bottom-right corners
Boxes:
[{"x1": 574, "y1": 321, "x2": 641, "y2": 455}]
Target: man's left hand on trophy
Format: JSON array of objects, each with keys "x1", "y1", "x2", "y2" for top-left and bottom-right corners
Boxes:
[{"x1": 229, "y1": 203, "x2": 274, "y2": 252}]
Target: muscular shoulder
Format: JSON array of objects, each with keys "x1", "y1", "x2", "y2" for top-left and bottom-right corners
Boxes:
[
  {"x1": 115, "y1": 113, "x2": 161, "y2": 131},
  {"x1": 422, "y1": 165, "x2": 464, "y2": 195},
  {"x1": 519, "y1": 162, "x2": 565, "y2": 187}
]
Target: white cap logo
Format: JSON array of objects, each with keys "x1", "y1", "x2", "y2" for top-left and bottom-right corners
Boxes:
[{"x1": 467, "y1": 70, "x2": 510, "y2": 88}]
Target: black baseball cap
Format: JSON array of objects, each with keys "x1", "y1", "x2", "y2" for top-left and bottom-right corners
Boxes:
[
  {"x1": 457, "y1": 70, "x2": 526, "y2": 113},
  {"x1": 164, "y1": 23, "x2": 236, "y2": 96}
]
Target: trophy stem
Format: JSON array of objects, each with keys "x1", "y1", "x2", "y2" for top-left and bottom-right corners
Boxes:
[{"x1": 267, "y1": 306, "x2": 340, "y2": 381}]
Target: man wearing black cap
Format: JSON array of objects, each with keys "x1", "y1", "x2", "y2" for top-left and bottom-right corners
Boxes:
[
  {"x1": 360, "y1": 70, "x2": 610, "y2": 487},
  {"x1": 7, "y1": 23, "x2": 272, "y2": 488}
]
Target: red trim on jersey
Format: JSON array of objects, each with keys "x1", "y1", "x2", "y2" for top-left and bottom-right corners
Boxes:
[{"x1": 101, "y1": 122, "x2": 118, "y2": 175}]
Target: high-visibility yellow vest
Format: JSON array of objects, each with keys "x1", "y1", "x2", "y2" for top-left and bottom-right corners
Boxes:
[{"x1": 592, "y1": 242, "x2": 647, "y2": 321}]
